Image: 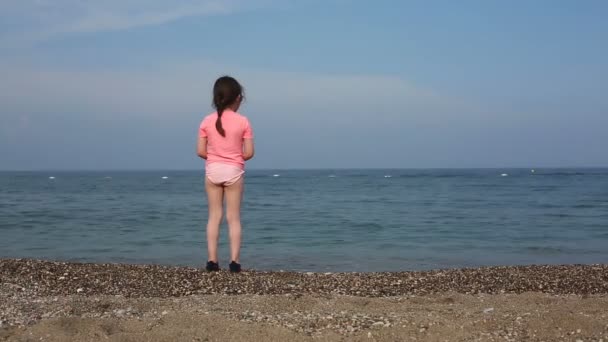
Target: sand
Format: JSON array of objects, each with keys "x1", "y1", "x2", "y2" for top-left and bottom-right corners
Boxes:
[{"x1": 2, "y1": 259, "x2": 608, "y2": 341}]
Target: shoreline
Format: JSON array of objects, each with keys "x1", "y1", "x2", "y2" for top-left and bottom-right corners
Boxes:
[
  {"x1": 2, "y1": 258, "x2": 608, "y2": 341},
  {"x1": 2, "y1": 258, "x2": 608, "y2": 297}
]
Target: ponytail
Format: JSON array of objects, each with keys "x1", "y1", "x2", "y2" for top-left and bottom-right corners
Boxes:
[
  {"x1": 212, "y1": 76, "x2": 243, "y2": 138},
  {"x1": 215, "y1": 106, "x2": 226, "y2": 137}
]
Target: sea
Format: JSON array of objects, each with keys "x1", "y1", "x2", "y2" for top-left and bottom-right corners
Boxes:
[{"x1": 1, "y1": 169, "x2": 607, "y2": 272}]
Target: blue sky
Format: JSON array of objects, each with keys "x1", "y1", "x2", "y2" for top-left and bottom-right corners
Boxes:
[{"x1": 1, "y1": 0, "x2": 607, "y2": 170}]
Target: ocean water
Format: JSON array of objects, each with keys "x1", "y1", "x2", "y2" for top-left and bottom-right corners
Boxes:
[{"x1": 1, "y1": 169, "x2": 607, "y2": 272}]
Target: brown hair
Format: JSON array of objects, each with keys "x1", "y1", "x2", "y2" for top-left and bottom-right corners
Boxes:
[{"x1": 212, "y1": 76, "x2": 243, "y2": 137}]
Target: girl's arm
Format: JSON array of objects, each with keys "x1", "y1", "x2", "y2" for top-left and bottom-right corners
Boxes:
[
  {"x1": 243, "y1": 138, "x2": 255, "y2": 161},
  {"x1": 197, "y1": 137, "x2": 208, "y2": 159}
]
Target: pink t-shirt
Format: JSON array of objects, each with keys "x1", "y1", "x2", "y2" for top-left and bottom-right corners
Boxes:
[{"x1": 199, "y1": 110, "x2": 253, "y2": 169}]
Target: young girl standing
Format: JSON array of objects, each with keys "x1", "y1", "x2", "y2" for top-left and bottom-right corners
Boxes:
[{"x1": 197, "y1": 76, "x2": 254, "y2": 272}]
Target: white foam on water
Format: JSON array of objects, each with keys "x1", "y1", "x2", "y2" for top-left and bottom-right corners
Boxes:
[
  {"x1": 328, "y1": 175, "x2": 336, "y2": 178},
  {"x1": 272, "y1": 174, "x2": 280, "y2": 177},
  {"x1": 501, "y1": 173, "x2": 508, "y2": 177},
  {"x1": 162, "y1": 176, "x2": 169, "y2": 179},
  {"x1": 531, "y1": 169, "x2": 535, "y2": 173},
  {"x1": 384, "y1": 175, "x2": 392, "y2": 178},
  {"x1": 48, "y1": 176, "x2": 55, "y2": 179}
]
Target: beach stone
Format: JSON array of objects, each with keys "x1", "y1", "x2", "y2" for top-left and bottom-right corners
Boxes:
[
  {"x1": 2, "y1": 259, "x2": 608, "y2": 303},
  {"x1": 114, "y1": 309, "x2": 126, "y2": 317}
]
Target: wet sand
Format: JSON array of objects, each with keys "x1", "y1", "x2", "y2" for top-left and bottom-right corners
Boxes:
[{"x1": 2, "y1": 259, "x2": 608, "y2": 341}]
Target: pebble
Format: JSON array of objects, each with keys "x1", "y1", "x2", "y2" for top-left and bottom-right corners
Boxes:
[
  {"x1": 2, "y1": 258, "x2": 608, "y2": 338},
  {"x1": 2, "y1": 259, "x2": 607, "y2": 298}
]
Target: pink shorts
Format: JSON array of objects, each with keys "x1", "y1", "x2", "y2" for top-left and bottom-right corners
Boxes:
[{"x1": 206, "y1": 163, "x2": 244, "y2": 186}]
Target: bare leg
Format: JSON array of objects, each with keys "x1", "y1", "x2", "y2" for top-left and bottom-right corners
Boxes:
[
  {"x1": 224, "y1": 177, "x2": 244, "y2": 263},
  {"x1": 205, "y1": 178, "x2": 224, "y2": 262}
]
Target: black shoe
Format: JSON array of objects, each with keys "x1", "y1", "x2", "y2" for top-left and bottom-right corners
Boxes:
[
  {"x1": 206, "y1": 261, "x2": 219, "y2": 272},
  {"x1": 229, "y1": 261, "x2": 241, "y2": 273}
]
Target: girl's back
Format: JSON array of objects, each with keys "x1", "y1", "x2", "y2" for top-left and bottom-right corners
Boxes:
[{"x1": 199, "y1": 110, "x2": 253, "y2": 168}]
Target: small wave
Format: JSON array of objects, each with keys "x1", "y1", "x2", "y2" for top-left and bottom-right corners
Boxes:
[
  {"x1": 571, "y1": 204, "x2": 596, "y2": 209},
  {"x1": 533, "y1": 172, "x2": 590, "y2": 176},
  {"x1": 545, "y1": 213, "x2": 576, "y2": 218},
  {"x1": 594, "y1": 232, "x2": 608, "y2": 238},
  {"x1": 525, "y1": 246, "x2": 601, "y2": 256},
  {"x1": 350, "y1": 222, "x2": 384, "y2": 231},
  {"x1": 525, "y1": 246, "x2": 564, "y2": 254},
  {"x1": 530, "y1": 186, "x2": 558, "y2": 192},
  {"x1": 433, "y1": 174, "x2": 465, "y2": 178},
  {"x1": 246, "y1": 174, "x2": 271, "y2": 179}
]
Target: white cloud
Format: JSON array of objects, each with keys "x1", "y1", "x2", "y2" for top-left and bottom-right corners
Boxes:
[
  {"x1": 0, "y1": 0, "x2": 257, "y2": 44},
  {"x1": 0, "y1": 60, "x2": 446, "y2": 123},
  {"x1": 60, "y1": 2, "x2": 232, "y2": 34},
  {"x1": 0, "y1": 0, "x2": 455, "y2": 122}
]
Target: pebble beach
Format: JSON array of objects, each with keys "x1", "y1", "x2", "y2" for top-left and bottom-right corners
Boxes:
[{"x1": 2, "y1": 259, "x2": 608, "y2": 341}]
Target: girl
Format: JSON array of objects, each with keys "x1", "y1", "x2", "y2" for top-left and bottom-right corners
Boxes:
[{"x1": 197, "y1": 76, "x2": 254, "y2": 273}]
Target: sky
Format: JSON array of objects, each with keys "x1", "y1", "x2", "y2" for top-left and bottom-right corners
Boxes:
[{"x1": 1, "y1": 0, "x2": 607, "y2": 170}]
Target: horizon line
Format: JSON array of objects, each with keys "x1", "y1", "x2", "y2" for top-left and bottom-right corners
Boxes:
[{"x1": 1, "y1": 166, "x2": 607, "y2": 172}]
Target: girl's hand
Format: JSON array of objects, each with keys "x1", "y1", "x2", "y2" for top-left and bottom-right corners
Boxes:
[
  {"x1": 197, "y1": 137, "x2": 208, "y2": 159},
  {"x1": 243, "y1": 138, "x2": 255, "y2": 161}
]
